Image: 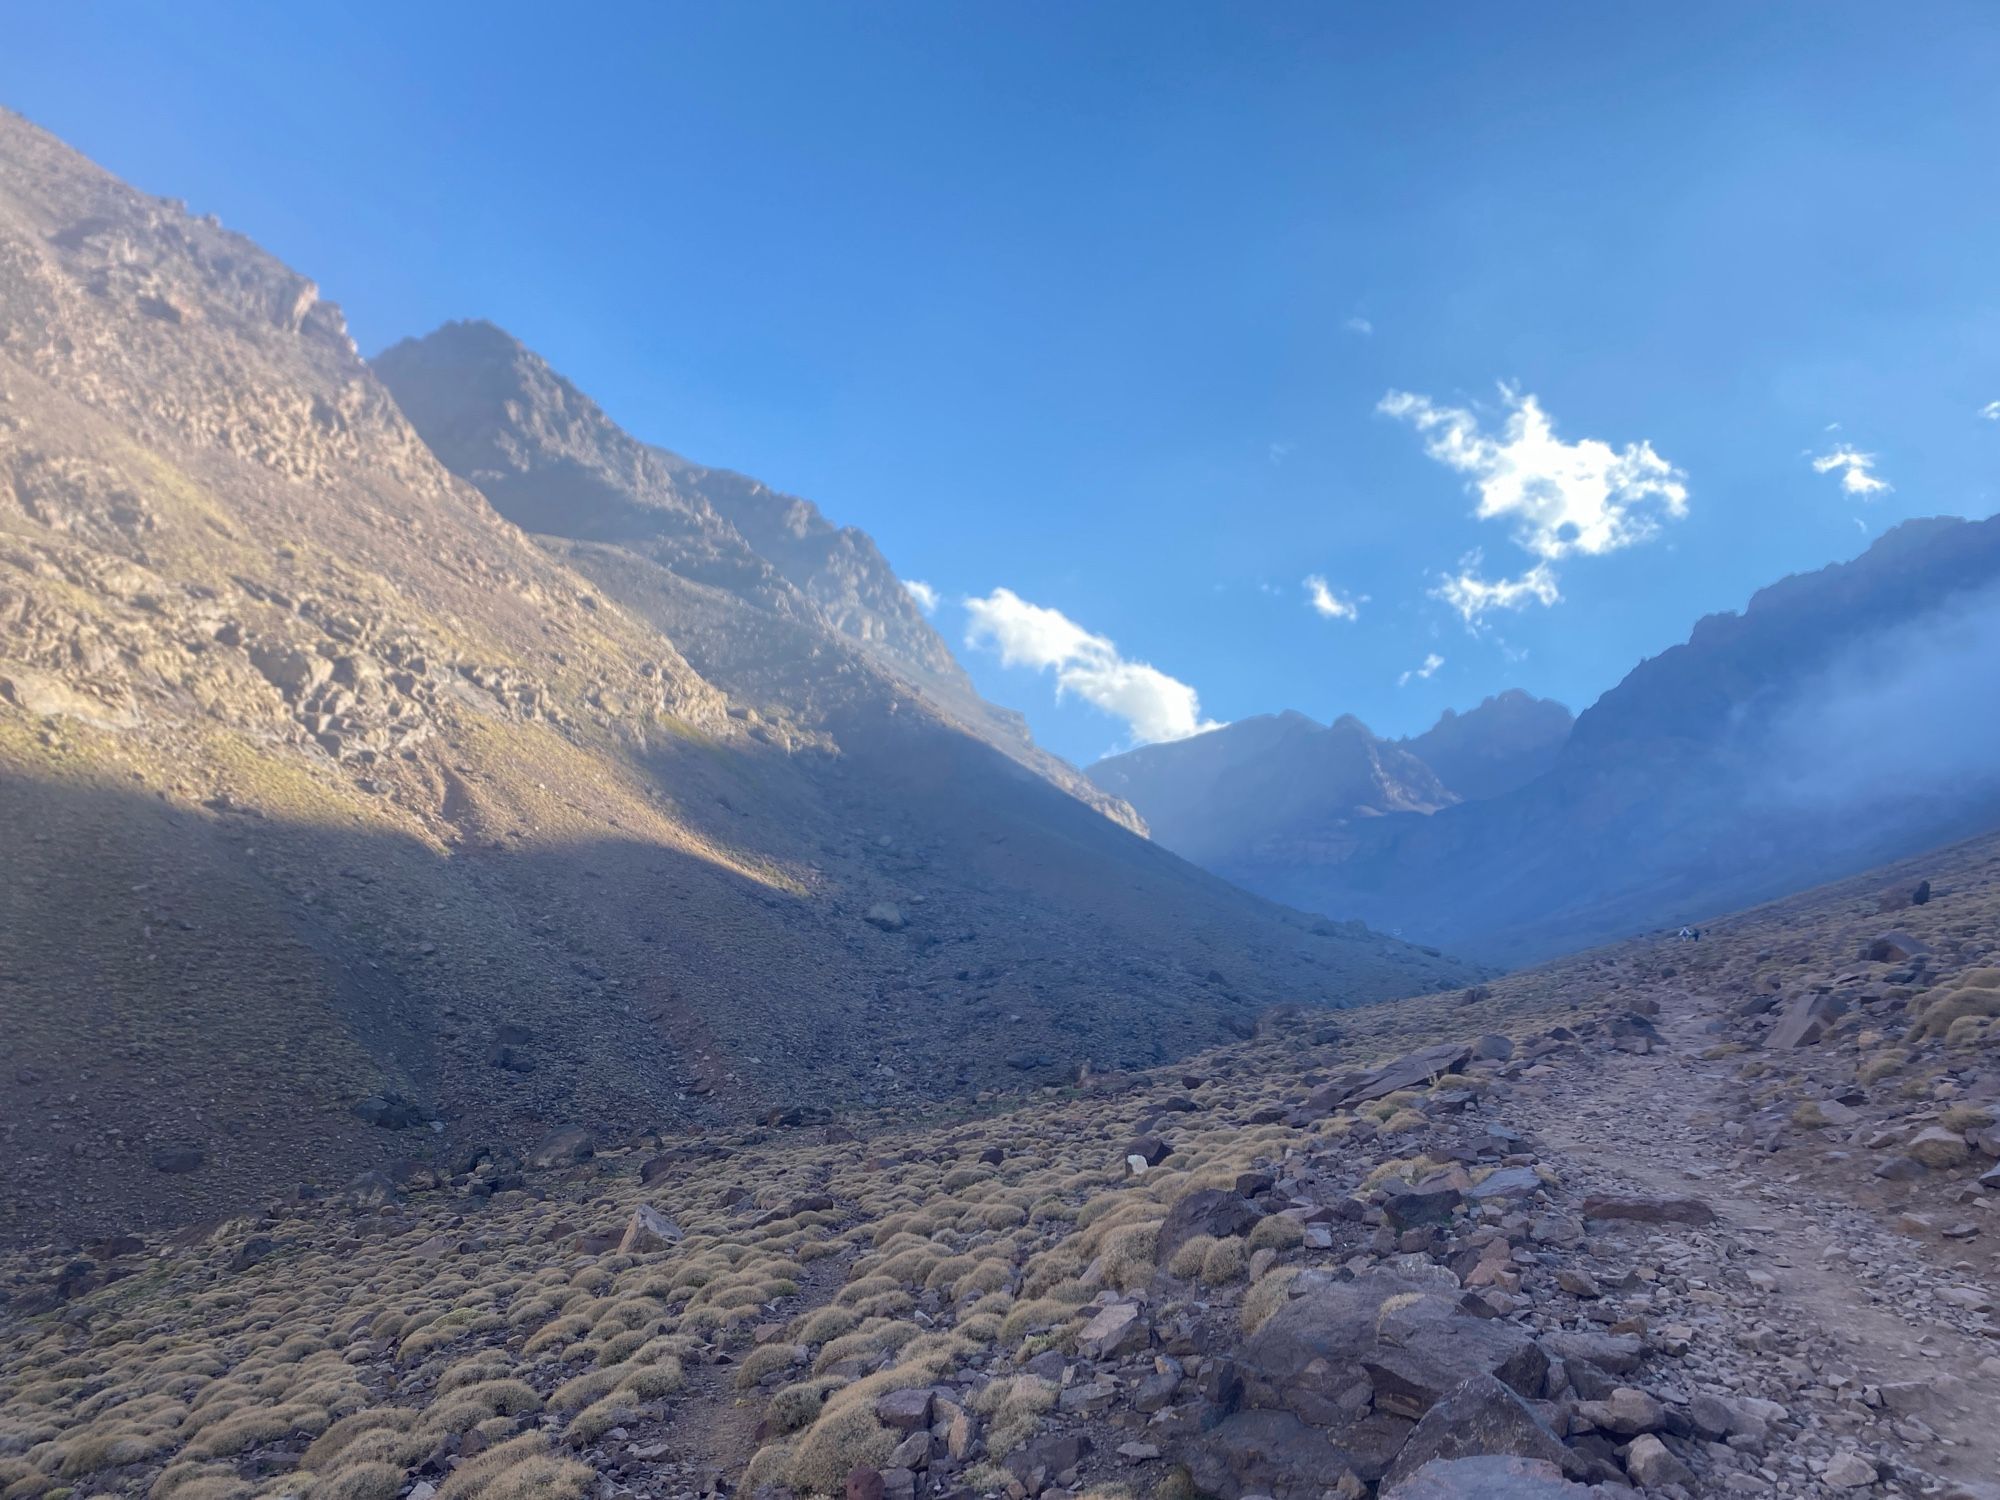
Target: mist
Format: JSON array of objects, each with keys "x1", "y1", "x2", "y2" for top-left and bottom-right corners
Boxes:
[{"x1": 1757, "y1": 579, "x2": 2000, "y2": 821}]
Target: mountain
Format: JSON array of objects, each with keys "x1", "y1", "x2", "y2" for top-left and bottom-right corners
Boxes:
[
  {"x1": 1399, "y1": 688, "x2": 1574, "y2": 802},
  {"x1": 1088, "y1": 691, "x2": 1572, "y2": 869},
  {"x1": 1088, "y1": 711, "x2": 1454, "y2": 867},
  {"x1": 1207, "y1": 517, "x2": 2000, "y2": 963},
  {"x1": 0, "y1": 110, "x2": 1480, "y2": 1244},
  {"x1": 369, "y1": 320, "x2": 1132, "y2": 830}
]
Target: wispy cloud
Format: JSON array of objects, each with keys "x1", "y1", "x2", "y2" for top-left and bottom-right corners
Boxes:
[
  {"x1": 1398, "y1": 652, "x2": 1445, "y2": 686},
  {"x1": 1268, "y1": 441, "x2": 1294, "y2": 466},
  {"x1": 903, "y1": 579, "x2": 939, "y2": 614},
  {"x1": 1380, "y1": 385, "x2": 1686, "y2": 631},
  {"x1": 1344, "y1": 316, "x2": 1374, "y2": 336},
  {"x1": 962, "y1": 588, "x2": 1220, "y2": 746},
  {"x1": 1980, "y1": 400, "x2": 2000, "y2": 423},
  {"x1": 1303, "y1": 575, "x2": 1362, "y2": 621},
  {"x1": 1430, "y1": 556, "x2": 1562, "y2": 628},
  {"x1": 1810, "y1": 445, "x2": 1891, "y2": 498}
]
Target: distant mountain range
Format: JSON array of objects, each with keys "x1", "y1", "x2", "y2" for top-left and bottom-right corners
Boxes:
[
  {"x1": 0, "y1": 111, "x2": 1477, "y2": 1242},
  {"x1": 1089, "y1": 692, "x2": 1572, "y2": 867},
  {"x1": 1093, "y1": 516, "x2": 2000, "y2": 964}
]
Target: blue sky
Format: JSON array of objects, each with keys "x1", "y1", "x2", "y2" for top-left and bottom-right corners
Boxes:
[{"x1": 6, "y1": 3, "x2": 1996, "y2": 765}]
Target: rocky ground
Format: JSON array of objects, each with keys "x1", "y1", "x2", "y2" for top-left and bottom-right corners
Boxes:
[{"x1": 4, "y1": 833, "x2": 1997, "y2": 1500}]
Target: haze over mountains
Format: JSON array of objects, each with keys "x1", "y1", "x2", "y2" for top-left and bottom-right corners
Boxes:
[
  {"x1": 0, "y1": 111, "x2": 1476, "y2": 1242},
  {"x1": 1090, "y1": 692, "x2": 1571, "y2": 869},
  {"x1": 1094, "y1": 517, "x2": 2000, "y2": 964}
]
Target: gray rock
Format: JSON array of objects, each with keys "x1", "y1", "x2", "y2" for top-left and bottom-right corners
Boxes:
[
  {"x1": 525, "y1": 1125, "x2": 594, "y2": 1169},
  {"x1": 1766, "y1": 992, "x2": 1846, "y2": 1049},
  {"x1": 1622, "y1": 1433, "x2": 1694, "y2": 1489},
  {"x1": 1579, "y1": 1193, "x2": 1716, "y2": 1226},
  {"x1": 1384, "y1": 1456, "x2": 1591, "y2": 1498},
  {"x1": 874, "y1": 1388, "x2": 933, "y2": 1432},
  {"x1": 1381, "y1": 1374, "x2": 1585, "y2": 1488},
  {"x1": 1077, "y1": 1301, "x2": 1150, "y2": 1360},
  {"x1": 1468, "y1": 1166, "x2": 1545, "y2": 1203},
  {"x1": 618, "y1": 1203, "x2": 683, "y2": 1254},
  {"x1": 1336, "y1": 1042, "x2": 1475, "y2": 1106},
  {"x1": 1538, "y1": 1331, "x2": 1644, "y2": 1375},
  {"x1": 1156, "y1": 1187, "x2": 1263, "y2": 1268}
]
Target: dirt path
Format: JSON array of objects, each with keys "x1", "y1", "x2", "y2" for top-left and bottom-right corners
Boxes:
[
  {"x1": 622, "y1": 1234, "x2": 861, "y2": 1494},
  {"x1": 1510, "y1": 988, "x2": 2000, "y2": 1493}
]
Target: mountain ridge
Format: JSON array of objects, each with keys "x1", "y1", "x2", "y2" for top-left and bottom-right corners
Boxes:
[{"x1": 0, "y1": 109, "x2": 1478, "y2": 1244}]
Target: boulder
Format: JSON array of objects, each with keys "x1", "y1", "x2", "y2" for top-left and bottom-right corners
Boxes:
[
  {"x1": 1381, "y1": 1374, "x2": 1584, "y2": 1488},
  {"x1": 1467, "y1": 1166, "x2": 1544, "y2": 1204},
  {"x1": 1766, "y1": 992, "x2": 1847, "y2": 1049},
  {"x1": 1337, "y1": 1042, "x2": 1474, "y2": 1106},
  {"x1": 1538, "y1": 1331, "x2": 1644, "y2": 1375},
  {"x1": 1242, "y1": 1270, "x2": 1546, "y2": 1427},
  {"x1": 150, "y1": 1144, "x2": 204, "y2": 1174},
  {"x1": 1185, "y1": 1409, "x2": 1401, "y2": 1497},
  {"x1": 526, "y1": 1126, "x2": 594, "y2": 1170},
  {"x1": 1908, "y1": 1126, "x2": 1970, "y2": 1169},
  {"x1": 1574, "y1": 1386, "x2": 1666, "y2": 1437},
  {"x1": 1077, "y1": 1301, "x2": 1151, "y2": 1360},
  {"x1": 1383, "y1": 1181, "x2": 1464, "y2": 1229},
  {"x1": 1622, "y1": 1433, "x2": 1694, "y2": 1489},
  {"x1": 1579, "y1": 1193, "x2": 1716, "y2": 1226},
  {"x1": 1864, "y1": 931, "x2": 1929, "y2": 963},
  {"x1": 346, "y1": 1169, "x2": 398, "y2": 1206},
  {"x1": 1365, "y1": 1297, "x2": 1549, "y2": 1419},
  {"x1": 1384, "y1": 1456, "x2": 1590, "y2": 1498},
  {"x1": 1156, "y1": 1187, "x2": 1263, "y2": 1267},
  {"x1": 1003, "y1": 1433, "x2": 1090, "y2": 1496},
  {"x1": 618, "y1": 1203, "x2": 683, "y2": 1254},
  {"x1": 1823, "y1": 1451, "x2": 1879, "y2": 1489},
  {"x1": 863, "y1": 903, "x2": 906, "y2": 931},
  {"x1": 873, "y1": 1389, "x2": 934, "y2": 1433},
  {"x1": 1125, "y1": 1135, "x2": 1171, "y2": 1168}
]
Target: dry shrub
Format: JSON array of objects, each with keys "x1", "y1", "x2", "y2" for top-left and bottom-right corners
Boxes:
[
  {"x1": 969, "y1": 1375, "x2": 1055, "y2": 1456},
  {"x1": 1241, "y1": 1266, "x2": 1301, "y2": 1335},
  {"x1": 784, "y1": 1404, "x2": 895, "y2": 1495}
]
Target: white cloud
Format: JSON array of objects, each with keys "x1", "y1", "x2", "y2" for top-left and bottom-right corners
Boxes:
[
  {"x1": 1344, "y1": 316, "x2": 1374, "y2": 336},
  {"x1": 962, "y1": 587, "x2": 1220, "y2": 746},
  {"x1": 1268, "y1": 441, "x2": 1294, "y2": 466},
  {"x1": 1303, "y1": 575, "x2": 1362, "y2": 621},
  {"x1": 1430, "y1": 556, "x2": 1562, "y2": 628},
  {"x1": 1398, "y1": 652, "x2": 1445, "y2": 686},
  {"x1": 1380, "y1": 386, "x2": 1688, "y2": 562},
  {"x1": 1980, "y1": 400, "x2": 2000, "y2": 422},
  {"x1": 903, "y1": 579, "x2": 939, "y2": 614},
  {"x1": 1810, "y1": 446, "x2": 1891, "y2": 498}
]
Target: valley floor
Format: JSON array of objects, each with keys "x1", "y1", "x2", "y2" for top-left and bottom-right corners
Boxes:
[{"x1": 2, "y1": 835, "x2": 1997, "y2": 1500}]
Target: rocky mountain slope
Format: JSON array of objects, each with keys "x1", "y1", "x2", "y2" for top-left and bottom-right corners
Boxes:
[
  {"x1": 1088, "y1": 691, "x2": 1572, "y2": 872},
  {"x1": 1101, "y1": 523, "x2": 2000, "y2": 966},
  {"x1": 0, "y1": 110, "x2": 1480, "y2": 1245},
  {"x1": 1088, "y1": 712, "x2": 1456, "y2": 869},
  {"x1": 7, "y1": 818, "x2": 1997, "y2": 1500},
  {"x1": 1401, "y1": 690, "x2": 1574, "y2": 804},
  {"x1": 369, "y1": 320, "x2": 1130, "y2": 830}
]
